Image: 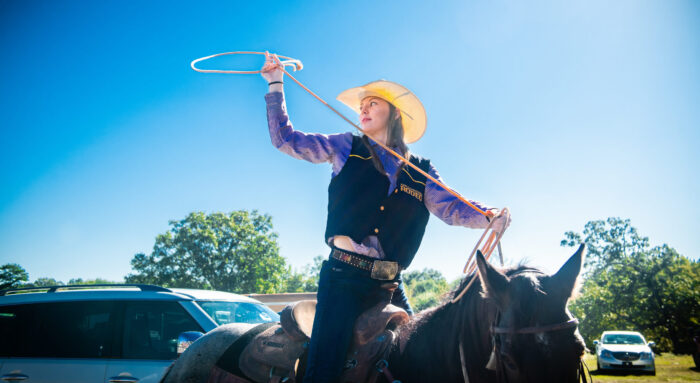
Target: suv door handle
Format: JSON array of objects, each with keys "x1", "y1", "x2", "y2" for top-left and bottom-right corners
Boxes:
[
  {"x1": 108, "y1": 377, "x2": 139, "y2": 383},
  {"x1": 1, "y1": 374, "x2": 29, "y2": 381}
]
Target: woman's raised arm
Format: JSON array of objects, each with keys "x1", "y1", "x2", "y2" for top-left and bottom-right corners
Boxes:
[{"x1": 262, "y1": 53, "x2": 352, "y2": 174}]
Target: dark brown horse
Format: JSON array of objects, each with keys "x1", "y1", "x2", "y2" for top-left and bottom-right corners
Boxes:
[
  {"x1": 389, "y1": 244, "x2": 587, "y2": 382},
  {"x1": 162, "y1": 244, "x2": 587, "y2": 383}
]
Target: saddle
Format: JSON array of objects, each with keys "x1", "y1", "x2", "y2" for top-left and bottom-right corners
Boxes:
[{"x1": 213, "y1": 292, "x2": 410, "y2": 383}]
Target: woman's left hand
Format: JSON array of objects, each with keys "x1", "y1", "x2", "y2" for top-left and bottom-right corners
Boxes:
[{"x1": 488, "y1": 208, "x2": 511, "y2": 233}]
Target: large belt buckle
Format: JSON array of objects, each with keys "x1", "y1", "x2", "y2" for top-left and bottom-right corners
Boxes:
[{"x1": 371, "y1": 260, "x2": 398, "y2": 280}]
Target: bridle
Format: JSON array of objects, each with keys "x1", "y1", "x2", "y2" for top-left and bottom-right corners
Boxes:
[
  {"x1": 486, "y1": 313, "x2": 591, "y2": 383},
  {"x1": 468, "y1": 268, "x2": 591, "y2": 383},
  {"x1": 491, "y1": 318, "x2": 580, "y2": 336}
]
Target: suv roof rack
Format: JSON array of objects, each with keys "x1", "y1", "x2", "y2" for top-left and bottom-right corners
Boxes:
[{"x1": 0, "y1": 283, "x2": 172, "y2": 296}]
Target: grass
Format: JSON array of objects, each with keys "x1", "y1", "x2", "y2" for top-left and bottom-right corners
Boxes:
[{"x1": 582, "y1": 353, "x2": 698, "y2": 382}]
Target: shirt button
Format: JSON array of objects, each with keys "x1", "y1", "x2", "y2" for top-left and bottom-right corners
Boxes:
[
  {"x1": 374, "y1": 228, "x2": 379, "y2": 234},
  {"x1": 380, "y1": 206, "x2": 385, "y2": 211}
]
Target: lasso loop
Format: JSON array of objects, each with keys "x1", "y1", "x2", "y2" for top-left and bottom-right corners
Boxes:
[{"x1": 190, "y1": 51, "x2": 303, "y2": 74}]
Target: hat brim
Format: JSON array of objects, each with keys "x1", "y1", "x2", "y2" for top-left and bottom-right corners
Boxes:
[{"x1": 336, "y1": 80, "x2": 426, "y2": 144}]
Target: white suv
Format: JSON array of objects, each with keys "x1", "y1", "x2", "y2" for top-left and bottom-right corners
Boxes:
[{"x1": 0, "y1": 284, "x2": 279, "y2": 383}]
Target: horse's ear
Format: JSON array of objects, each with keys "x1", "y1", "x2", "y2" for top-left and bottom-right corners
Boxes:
[
  {"x1": 550, "y1": 243, "x2": 585, "y2": 300},
  {"x1": 476, "y1": 250, "x2": 509, "y2": 303}
]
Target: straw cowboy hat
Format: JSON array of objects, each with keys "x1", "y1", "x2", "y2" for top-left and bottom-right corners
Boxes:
[{"x1": 337, "y1": 80, "x2": 427, "y2": 144}]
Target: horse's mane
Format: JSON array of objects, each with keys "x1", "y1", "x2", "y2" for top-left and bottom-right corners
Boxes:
[
  {"x1": 403, "y1": 264, "x2": 544, "y2": 332},
  {"x1": 392, "y1": 264, "x2": 547, "y2": 382}
]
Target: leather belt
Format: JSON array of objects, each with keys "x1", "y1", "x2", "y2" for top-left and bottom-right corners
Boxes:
[{"x1": 331, "y1": 248, "x2": 400, "y2": 281}]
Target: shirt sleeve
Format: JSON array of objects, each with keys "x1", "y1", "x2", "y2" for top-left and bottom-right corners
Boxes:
[
  {"x1": 424, "y1": 163, "x2": 493, "y2": 229},
  {"x1": 265, "y1": 91, "x2": 352, "y2": 176}
]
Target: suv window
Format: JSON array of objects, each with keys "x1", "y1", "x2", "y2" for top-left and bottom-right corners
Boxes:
[
  {"x1": 0, "y1": 304, "x2": 32, "y2": 357},
  {"x1": 0, "y1": 301, "x2": 116, "y2": 358},
  {"x1": 122, "y1": 301, "x2": 203, "y2": 360},
  {"x1": 197, "y1": 301, "x2": 279, "y2": 325}
]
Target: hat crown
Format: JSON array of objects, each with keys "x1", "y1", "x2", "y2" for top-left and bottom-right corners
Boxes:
[{"x1": 337, "y1": 80, "x2": 426, "y2": 144}]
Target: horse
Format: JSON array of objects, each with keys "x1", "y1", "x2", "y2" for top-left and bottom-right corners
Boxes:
[{"x1": 161, "y1": 244, "x2": 588, "y2": 383}]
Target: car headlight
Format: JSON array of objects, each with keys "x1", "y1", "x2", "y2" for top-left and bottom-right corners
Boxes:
[
  {"x1": 640, "y1": 352, "x2": 652, "y2": 360},
  {"x1": 600, "y1": 349, "x2": 613, "y2": 359}
]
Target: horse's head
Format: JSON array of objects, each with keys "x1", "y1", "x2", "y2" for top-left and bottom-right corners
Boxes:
[{"x1": 476, "y1": 244, "x2": 587, "y2": 383}]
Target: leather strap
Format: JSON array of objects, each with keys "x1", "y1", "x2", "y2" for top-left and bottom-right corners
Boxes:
[
  {"x1": 216, "y1": 322, "x2": 277, "y2": 378},
  {"x1": 491, "y1": 318, "x2": 579, "y2": 335},
  {"x1": 331, "y1": 249, "x2": 401, "y2": 280}
]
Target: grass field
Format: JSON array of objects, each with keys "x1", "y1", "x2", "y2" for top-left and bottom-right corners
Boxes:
[{"x1": 582, "y1": 353, "x2": 698, "y2": 382}]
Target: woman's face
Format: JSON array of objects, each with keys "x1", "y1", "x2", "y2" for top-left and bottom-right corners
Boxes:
[{"x1": 359, "y1": 97, "x2": 392, "y2": 137}]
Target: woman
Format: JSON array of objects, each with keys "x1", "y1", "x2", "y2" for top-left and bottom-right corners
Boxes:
[{"x1": 261, "y1": 53, "x2": 508, "y2": 383}]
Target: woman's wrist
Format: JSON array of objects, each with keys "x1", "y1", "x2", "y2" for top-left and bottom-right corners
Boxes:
[{"x1": 268, "y1": 82, "x2": 284, "y2": 92}]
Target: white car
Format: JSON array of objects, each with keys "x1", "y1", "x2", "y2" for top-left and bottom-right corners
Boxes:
[
  {"x1": 594, "y1": 330, "x2": 656, "y2": 375},
  {"x1": 0, "y1": 284, "x2": 279, "y2": 383}
]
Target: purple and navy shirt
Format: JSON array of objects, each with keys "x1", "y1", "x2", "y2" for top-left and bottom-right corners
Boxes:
[{"x1": 265, "y1": 91, "x2": 493, "y2": 257}]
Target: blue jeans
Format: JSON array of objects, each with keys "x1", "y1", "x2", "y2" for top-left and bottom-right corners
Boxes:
[
  {"x1": 303, "y1": 258, "x2": 410, "y2": 383},
  {"x1": 391, "y1": 277, "x2": 414, "y2": 315}
]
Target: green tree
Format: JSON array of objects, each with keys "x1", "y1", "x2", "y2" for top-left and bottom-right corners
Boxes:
[
  {"x1": 561, "y1": 217, "x2": 650, "y2": 274},
  {"x1": 0, "y1": 263, "x2": 29, "y2": 290},
  {"x1": 68, "y1": 278, "x2": 120, "y2": 285},
  {"x1": 562, "y1": 218, "x2": 699, "y2": 353},
  {"x1": 281, "y1": 255, "x2": 323, "y2": 293},
  {"x1": 25, "y1": 277, "x2": 64, "y2": 287},
  {"x1": 403, "y1": 268, "x2": 449, "y2": 311},
  {"x1": 125, "y1": 211, "x2": 287, "y2": 294}
]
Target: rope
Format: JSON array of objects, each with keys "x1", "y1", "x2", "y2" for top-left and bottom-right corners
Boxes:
[
  {"x1": 451, "y1": 208, "x2": 510, "y2": 303},
  {"x1": 190, "y1": 51, "x2": 491, "y2": 217},
  {"x1": 190, "y1": 50, "x2": 510, "y2": 277},
  {"x1": 191, "y1": 51, "x2": 302, "y2": 74}
]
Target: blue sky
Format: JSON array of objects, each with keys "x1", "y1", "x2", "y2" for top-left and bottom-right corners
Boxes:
[{"x1": 1, "y1": 0, "x2": 698, "y2": 284}]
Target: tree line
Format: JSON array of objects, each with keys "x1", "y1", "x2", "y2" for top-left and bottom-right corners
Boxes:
[
  {"x1": 562, "y1": 217, "x2": 698, "y2": 354},
  {"x1": 1, "y1": 211, "x2": 321, "y2": 293},
  {"x1": 0, "y1": 263, "x2": 118, "y2": 290},
  {"x1": 2, "y1": 211, "x2": 697, "y2": 354}
]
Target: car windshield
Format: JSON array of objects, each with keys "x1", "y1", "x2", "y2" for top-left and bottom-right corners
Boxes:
[
  {"x1": 602, "y1": 334, "x2": 645, "y2": 345},
  {"x1": 197, "y1": 301, "x2": 280, "y2": 325}
]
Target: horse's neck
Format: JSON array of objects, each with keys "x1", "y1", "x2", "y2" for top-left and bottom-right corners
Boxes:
[
  {"x1": 390, "y1": 287, "x2": 497, "y2": 383},
  {"x1": 390, "y1": 306, "x2": 462, "y2": 382}
]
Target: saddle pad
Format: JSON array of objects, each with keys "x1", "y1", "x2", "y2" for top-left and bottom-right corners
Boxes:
[
  {"x1": 216, "y1": 322, "x2": 277, "y2": 380},
  {"x1": 239, "y1": 324, "x2": 307, "y2": 383}
]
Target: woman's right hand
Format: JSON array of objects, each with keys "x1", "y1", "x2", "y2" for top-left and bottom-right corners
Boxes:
[{"x1": 261, "y1": 52, "x2": 284, "y2": 84}]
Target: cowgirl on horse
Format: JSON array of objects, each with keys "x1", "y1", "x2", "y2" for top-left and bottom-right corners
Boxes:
[{"x1": 261, "y1": 53, "x2": 509, "y2": 383}]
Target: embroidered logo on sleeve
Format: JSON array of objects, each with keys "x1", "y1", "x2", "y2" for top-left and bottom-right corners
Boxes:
[{"x1": 400, "y1": 183, "x2": 423, "y2": 202}]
